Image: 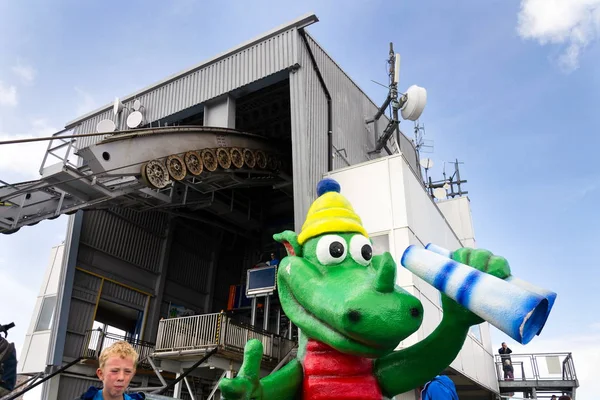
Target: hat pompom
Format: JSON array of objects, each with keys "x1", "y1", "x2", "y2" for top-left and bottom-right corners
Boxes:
[{"x1": 317, "y1": 178, "x2": 341, "y2": 197}]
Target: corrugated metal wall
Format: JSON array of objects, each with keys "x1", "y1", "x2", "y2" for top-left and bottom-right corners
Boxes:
[
  {"x1": 212, "y1": 233, "x2": 255, "y2": 312},
  {"x1": 80, "y1": 209, "x2": 167, "y2": 273},
  {"x1": 57, "y1": 375, "x2": 100, "y2": 399},
  {"x1": 74, "y1": 28, "x2": 298, "y2": 147},
  {"x1": 165, "y1": 223, "x2": 214, "y2": 294},
  {"x1": 64, "y1": 270, "x2": 101, "y2": 358},
  {"x1": 305, "y1": 34, "x2": 382, "y2": 169},
  {"x1": 100, "y1": 280, "x2": 147, "y2": 310},
  {"x1": 289, "y1": 34, "x2": 327, "y2": 229},
  {"x1": 289, "y1": 32, "x2": 418, "y2": 229}
]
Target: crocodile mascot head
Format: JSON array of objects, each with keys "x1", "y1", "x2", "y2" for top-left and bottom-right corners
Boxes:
[{"x1": 274, "y1": 178, "x2": 423, "y2": 358}]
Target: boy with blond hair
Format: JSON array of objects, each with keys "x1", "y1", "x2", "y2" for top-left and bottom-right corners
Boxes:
[{"x1": 79, "y1": 341, "x2": 145, "y2": 400}]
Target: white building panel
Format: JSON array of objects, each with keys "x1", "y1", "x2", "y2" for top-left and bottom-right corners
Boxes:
[
  {"x1": 327, "y1": 154, "x2": 500, "y2": 396},
  {"x1": 20, "y1": 332, "x2": 52, "y2": 373},
  {"x1": 19, "y1": 244, "x2": 65, "y2": 374},
  {"x1": 45, "y1": 244, "x2": 64, "y2": 295},
  {"x1": 436, "y1": 196, "x2": 477, "y2": 248}
]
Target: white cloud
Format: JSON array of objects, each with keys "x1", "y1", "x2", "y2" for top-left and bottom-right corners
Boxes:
[
  {"x1": 0, "y1": 119, "x2": 58, "y2": 180},
  {"x1": 11, "y1": 63, "x2": 36, "y2": 85},
  {"x1": 74, "y1": 86, "x2": 96, "y2": 115},
  {"x1": 0, "y1": 268, "x2": 37, "y2": 359},
  {"x1": 0, "y1": 81, "x2": 18, "y2": 106},
  {"x1": 517, "y1": 0, "x2": 600, "y2": 72}
]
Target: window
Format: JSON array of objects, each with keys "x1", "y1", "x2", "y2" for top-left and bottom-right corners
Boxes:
[
  {"x1": 469, "y1": 324, "x2": 482, "y2": 343},
  {"x1": 35, "y1": 296, "x2": 57, "y2": 332}
]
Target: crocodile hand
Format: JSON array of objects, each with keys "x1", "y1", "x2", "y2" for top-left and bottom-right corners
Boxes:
[
  {"x1": 442, "y1": 248, "x2": 512, "y2": 326},
  {"x1": 219, "y1": 339, "x2": 264, "y2": 400}
]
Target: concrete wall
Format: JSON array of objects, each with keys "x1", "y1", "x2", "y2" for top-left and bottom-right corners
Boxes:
[{"x1": 326, "y1": 154, "x2": 499, "y2": 397}]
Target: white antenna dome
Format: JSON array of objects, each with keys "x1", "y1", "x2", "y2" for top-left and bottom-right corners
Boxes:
[
  {"x1": 113, "y1": 97, "x2": 124, "y2": 115},
  {"x1": 96, "y1": 119, "x2": 116, "y2": 133},
  {"x1": 401, "y1": 85, "x2": 427, "y2": 121},
  {"x1": 433, "y1": 187, "x2": 447, "y2": 200},
  {"x1": 419, "y1": 157, "x2": 434, "y2": 169},
  {"x1": 126, "y1": 111, "x2": 144, "y2": 128}
]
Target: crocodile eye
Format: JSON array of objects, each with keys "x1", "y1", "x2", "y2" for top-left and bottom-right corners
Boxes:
[
  {"x1": 349, "y1": 235, "x2": 372, "y2": 266},
  {"x1": 316, "y1": 234, "x2": 347, "y2": 265}
]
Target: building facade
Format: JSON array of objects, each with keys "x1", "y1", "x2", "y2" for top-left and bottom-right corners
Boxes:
[{"x1": 15, "y1": 14, "x2": 498, "y2": 399}]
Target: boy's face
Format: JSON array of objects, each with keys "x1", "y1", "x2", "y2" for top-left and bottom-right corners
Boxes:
[{"x1": 97, "y1": 356, "x2": 135, "y2": 398}]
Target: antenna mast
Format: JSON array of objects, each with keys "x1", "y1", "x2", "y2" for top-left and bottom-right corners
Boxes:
[{"x1": 366, "y1": 43, "x2": 427, "y2": 155}]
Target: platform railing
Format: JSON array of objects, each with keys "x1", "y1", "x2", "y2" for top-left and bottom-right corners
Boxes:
[
  {"x1": 155, "y1": 313, "x2": 222, "y2": 352},
  {"x1": 38, "y1": 126, "x2": 81, "y2": 175},
  {"x1": 81, "y1": 329, "x2": 155, "y2": 369},
  {"x1": 495, "y1": 353, "x2": 577, "y2": 382},
  {"x1": 155, "y1": 313, "x2": 296, "y2": 364}
]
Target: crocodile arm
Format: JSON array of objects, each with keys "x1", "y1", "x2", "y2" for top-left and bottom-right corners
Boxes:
[
  {"x1": 261, "y1": 358, "x2": 303, "y2": 400},
  {"x1": 374, "y1": 308, "x2": 470, "y2": 397}
]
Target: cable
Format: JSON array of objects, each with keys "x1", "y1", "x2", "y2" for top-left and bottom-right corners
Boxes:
[{"x1": 0, "y1": 131, "x2": 112, "y2": 146}]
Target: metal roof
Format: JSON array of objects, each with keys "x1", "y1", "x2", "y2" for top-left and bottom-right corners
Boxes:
[{"x1": 66, "y1": 13, "x2": 318, "y2": 127}]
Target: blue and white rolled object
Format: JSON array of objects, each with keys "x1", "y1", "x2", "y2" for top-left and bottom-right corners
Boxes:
[
  {"x1": 401, "y1": 245, "x2": 553, "y2": 344},
  {"x1": 424, "y1": 244, "x2": 557, "y2": 336}
]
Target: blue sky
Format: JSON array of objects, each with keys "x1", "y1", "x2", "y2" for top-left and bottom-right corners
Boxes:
[{"x1": 1, "y1": 0, "x2": 598, "y2": 398}]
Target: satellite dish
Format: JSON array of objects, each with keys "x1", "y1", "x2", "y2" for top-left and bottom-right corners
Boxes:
[
  {"x1": 401, "y1": 85, "x2": 427, "y2": 121},
  {"x1": 133, "y1": 99, "x2": 142, "y2": 111},
  {"x1": 419, "y1": 158, "x2": 434, "y2": 169},
  {"x1": 126, "y1": 111, "x2": 144, "y2": 128},
  {"x1": 433, "y1": 187, "x2": 447, "y2": 200},
  {"x1": 443, "y1": 182, "x2": 451, "y2": 190},
  {"x1": 113, "y1": 97, "x2": 124, "y2": 115},
  {"x1": 96, "y1": 119, "x2": 116, "y2": 133}
]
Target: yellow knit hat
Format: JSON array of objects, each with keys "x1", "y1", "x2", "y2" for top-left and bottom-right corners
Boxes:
[{"x1": 297, "y1": 178, "x2": 368, "y2": 245}]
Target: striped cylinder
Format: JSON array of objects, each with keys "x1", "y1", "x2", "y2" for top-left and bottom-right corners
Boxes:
[
  {"x1": 425, "y1": 244, "x2": 557, "y2": 336},
  {"x1": 400, "y1": 245, "x2": 550, "y2": 344}
]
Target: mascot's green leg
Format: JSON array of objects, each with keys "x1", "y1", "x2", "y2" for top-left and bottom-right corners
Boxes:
[{"x1": 219, "y1": 339, "x2": 303, "y2": 400}]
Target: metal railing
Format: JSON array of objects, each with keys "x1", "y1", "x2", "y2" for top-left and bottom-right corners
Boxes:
[
  {"x1": 38, "y1": 127, "x2": 81, "y2": 175},
  {"x1": 495, "y1": 353, "x2": 577, "y2": 382},
  {"x1": 155, "y1": 313, "x2": 222, "y2": 352},
  {"x1": 155, "y1": 313, "x2": 296, "y2": 363},
  {"x1": 81, "y1": 329, "x2": 156, "y2": 369}
]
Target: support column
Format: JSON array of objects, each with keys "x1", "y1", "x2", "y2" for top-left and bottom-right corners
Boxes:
[
  {"x1": 250, "y1": 298, "x2": 257, "y2": 327},
  {"x1": 203, "y1": 95, "x2": 236, "y2": 128},
  {"x1": 276, "y1": 306, "x2": 281, "y2": 335},
  {"x1": 146, "y1": 216, "x2": 175, "y2": 343},
  {"x1": 42, "y1": 211, "x2": 83, "y2": 400},
  {"x1": 263, "y1": 295, "x2": 270, "y2": 331},
  {"x1": 173, "y1": 373, "x2": 183, "y2": 399},
  {"x1": 204, "y1": 240, "x2": 221, "y2": 313}
]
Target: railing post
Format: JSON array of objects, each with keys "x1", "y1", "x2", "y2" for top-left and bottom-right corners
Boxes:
[
  {"x1": 277, "y1": 336, "x2": 281, "y2": 361},
  {"x1": 533, "y1": 355, "x2": 540, "y2": 380}
]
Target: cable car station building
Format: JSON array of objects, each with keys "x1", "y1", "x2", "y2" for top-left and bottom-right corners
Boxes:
[{"x1": 4, "y1": 13, "x2": 577, "y2": 400}]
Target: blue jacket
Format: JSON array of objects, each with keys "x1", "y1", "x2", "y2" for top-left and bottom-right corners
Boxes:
[
  {"x1": 79, "y1": 386, "x2": 145, "y2": 400},
  {"x1": 421, "y1": 375, "x2": 459, "y2": 400}
]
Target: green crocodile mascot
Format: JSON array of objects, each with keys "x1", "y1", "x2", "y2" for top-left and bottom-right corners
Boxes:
[{"x1": 220, "y1": 178, "x2": 511, "y2": 400}]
